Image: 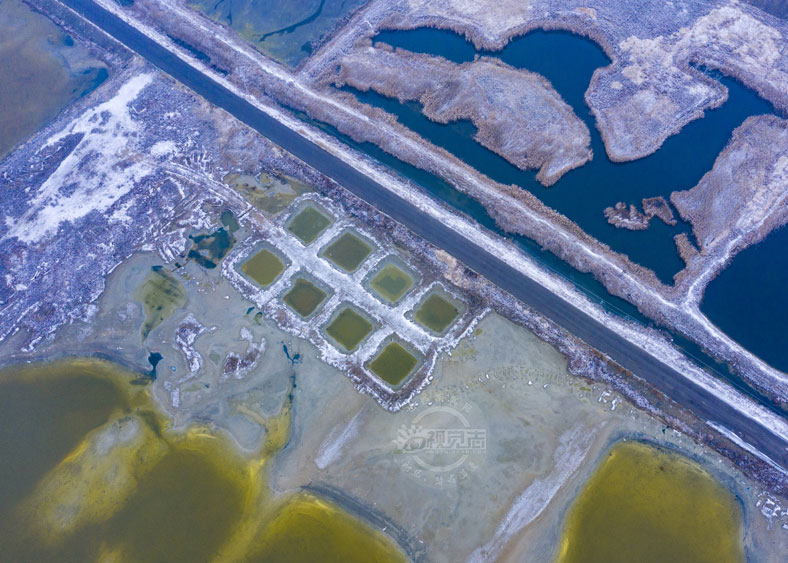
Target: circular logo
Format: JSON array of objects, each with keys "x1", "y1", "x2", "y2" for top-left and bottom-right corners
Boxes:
[{"x1": 393, "y1": 401, "x2": 487, "y2": 487}]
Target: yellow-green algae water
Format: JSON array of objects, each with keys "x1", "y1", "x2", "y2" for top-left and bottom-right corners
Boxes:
[
  {"x1": 0, "y1": 359, "x2": 406, "y2": 562},
  {"x1": 246, "y1": 492, "x2": 407, "y2": 562},
  {"x1": 556, "y1": 440, "x2": 744, "y2": 563}
]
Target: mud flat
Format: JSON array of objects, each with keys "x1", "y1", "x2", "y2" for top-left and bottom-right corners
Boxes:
[
  {"x1": 272, "y1": 312, "x2": 788, "y2": 561},
  {"x1": 335, "y1": 46, "x2": 592, "y2": 185},
  {"x1": 0, "y1": 358, "x2": 408, "y2": 561},
  {"x1": 2, "y1": 67, "x2": 787, "y2": 563},
  {"x1": 0, "y1": 0, "x2": 107, "y2": 158},
  {"x1": 6, "y1": 0, "x2": 788, "y2": 511},
  {"x1": 95, "y1": 0, "x2": 788, "y2": 407}
]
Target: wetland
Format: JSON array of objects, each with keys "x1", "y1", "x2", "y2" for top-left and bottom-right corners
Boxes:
[
  {"x1": 353, "y1": 29, "x2": 775, "y2": 284},
  {"x1": 0, "y1": 0, "x2": 107, "y2": 159},
  {"x1": 187, "y1": 0, "x2": 369, "y2": 67}
]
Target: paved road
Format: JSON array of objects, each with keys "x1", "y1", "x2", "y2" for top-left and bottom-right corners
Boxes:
[{"x1": 61, "y1": 0, "x2": 788, "y2": 469}]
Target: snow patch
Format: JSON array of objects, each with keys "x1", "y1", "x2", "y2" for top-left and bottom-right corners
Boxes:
[
  {"x1": 151, "y1": 140, "x2": 177, "y2": 157},
  {"x1": 3, "y1": 74, "x2": 154, "y2": 244},
  {"x1": 469, "y1": 423, "x2": 601, "y2": 562},
  {"x1": 315, "y1": 408, "x2": 365, "y2": 469}
]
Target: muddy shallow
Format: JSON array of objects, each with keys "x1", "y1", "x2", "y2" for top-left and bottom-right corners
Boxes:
[
  {"x1": 1, "y1": 223, "x2": 786, "y2": 561},
  {"x1": 0, "y1": 358, "x2": 407, "y2": 562},
  {"x1": 0, "y1": 0, "x2": 107, "y2": 158}
]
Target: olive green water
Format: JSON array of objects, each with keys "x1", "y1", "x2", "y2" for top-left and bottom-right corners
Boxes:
[
  {"x1": 287, "y1": 205, "x2": 332, "y2": 244},
  {"x1": 321, "y1": 231, "x2": 374, "y2": 272},
  {"x1": 284, "y1": 277, "x2": 328, "y2": 317},
  {"x1": 247, "y1": 492, "x2": 407, "y2": 563},
  {"x1": 0, "y1": 359, "x2": 407, "y2": 562},
  {"x1": 368, "y1": 341, "x2": 419, "y2": 387},
  {"x1": 414, "y1": 292, "x2": 460, "y2": 334},
  {"x1": 370, "y1": 263, "x2": 414, "y2": 303},
  {"x1": 133, "y1": 266, "x2": 187, "y2": 341},
  {"x1": 325, "y1": 306, "x2": 374, "y2": 351},
  {"x1": 557, "y1": 440, "x2": 744, "y2": 563},
  {"x1": 243, "y1": 248, "x2": 286, "y2": 287},
  {"x1": 0, "y1": 361, "x2": 129, "y2": 515}
]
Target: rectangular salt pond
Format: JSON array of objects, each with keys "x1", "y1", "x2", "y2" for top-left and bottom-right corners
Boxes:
[
  {"x1": 286, "y1": 204, "x2": 332, "y2": 244},
  {"x1": 241, "y1": 248, "x2": 286, "y2": 287},
  {"x1": 325, "y1": 306, "x2": 374, "y2": 352},
  {"x1": 283, "y1": 277, "x2": 328, "y2": 318},
  {"x1": 413, "y1": 290, "x2": 461, "y2": 334},
  {"x1": 321, "y1": 230, "x2": 374, "y2": 273},
  {"x1": 369, "y1": 261, "x2": 415, "y2": 303},
  {"x1": 368, "y1": 341, "x2": 420, "y2": 387}
]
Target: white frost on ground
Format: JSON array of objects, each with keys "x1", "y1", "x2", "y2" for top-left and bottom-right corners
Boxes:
[
  {"x1": 3, "y1": 74, "x2": 154, "y2": 244},
  {"x1": 315, "y1": 407, "x2": 366, "y2": 469},
  {"x1": 707, "y1": 421, "x2": 788, "y2": 476},
  {"x1": 468, "y1": 423, "x2": 602, "y2": 562},
  {"x1": 150, "y1": 139, "x2": 177, "y2": 157}
]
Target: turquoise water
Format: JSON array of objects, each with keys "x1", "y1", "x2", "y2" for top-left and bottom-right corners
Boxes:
[
  {"x1": 701, "y1": 225, "x2": 788, "y2": 373},
  {"x1": 365, "y1": 29, "x2": 775, "y2": 284}
]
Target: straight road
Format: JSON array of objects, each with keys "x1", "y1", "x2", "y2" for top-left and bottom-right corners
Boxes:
[{"x1": 60, "y1": 0, "x2": 788, "y2": 470}]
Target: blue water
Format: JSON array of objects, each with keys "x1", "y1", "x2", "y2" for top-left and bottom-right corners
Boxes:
[
  {"x1": 372, "y1": 28, "x2": 788, "y2": 376},
  {"x1": 363, "y1": 29, "x2": 775, "y2": 284},
  {"x1": 701, "y1": 225, "x2": 788, "y2": 373},
  {"x1": 323, "y1": 27, "x2": 788, "y2": 399}
]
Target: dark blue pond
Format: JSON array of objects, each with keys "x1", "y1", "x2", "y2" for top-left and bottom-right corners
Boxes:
[
  {"x1": 701, "y1": 225, "x2": 788, "y2": 373},
  {"x1": 364, "y1": 28, "x2": 775, "y2": 284}
]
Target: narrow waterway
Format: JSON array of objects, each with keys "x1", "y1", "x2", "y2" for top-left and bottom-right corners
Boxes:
[{"x1": 365, "y1": 29, "x2": 774, "y2": 284}]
